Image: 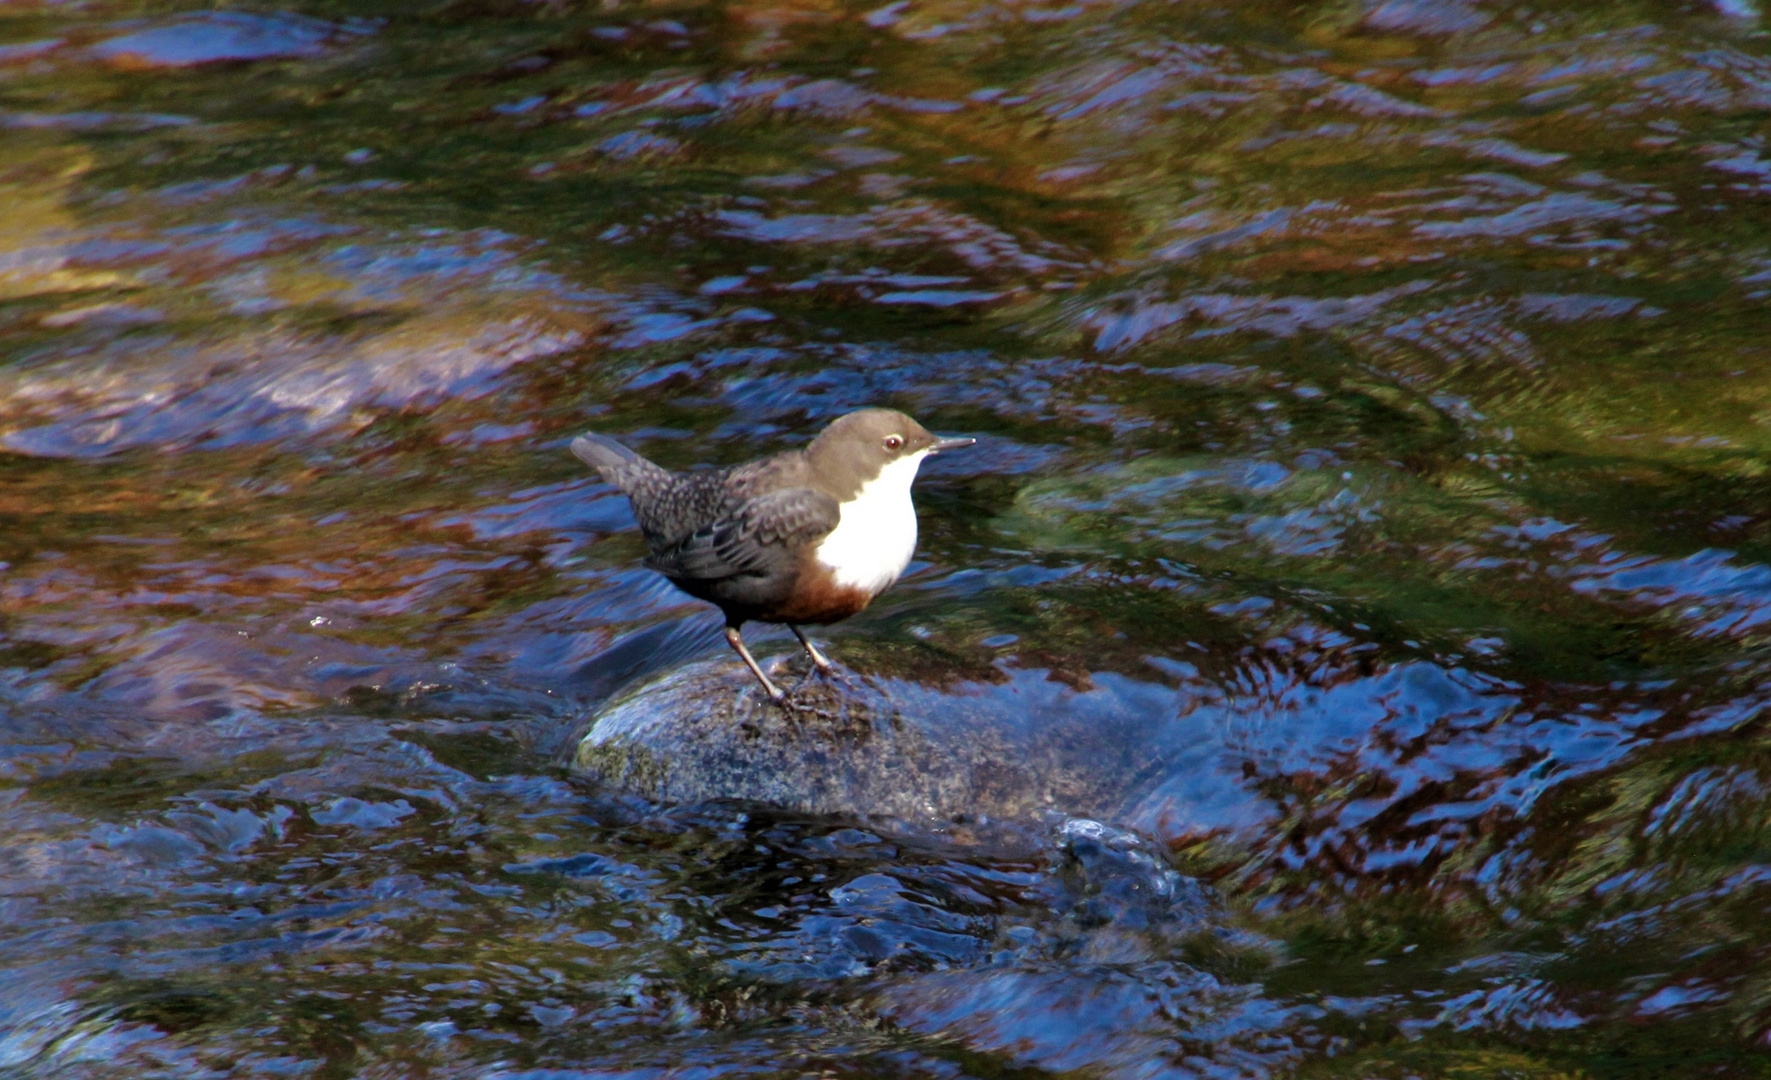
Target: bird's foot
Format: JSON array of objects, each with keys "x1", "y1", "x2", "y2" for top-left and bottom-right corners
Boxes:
[
  {"x1": 808, "y1": 662, "x2": 863, "y2": 691},
  {"x1": 737, "y1": 667, "x2": 844, "y2": 724},
  {"x1": 779, "y1": 693, "x2": 843, "y2": 726},
  {"x1": 740, "y1": 675, "x2": 789, "y2": 706},
  {"x1": 791, "y1": 661, "x2": 856, "y2": 700},
  {"x1": 738, "y1": 676, "x2": 784, "y2": 704}
]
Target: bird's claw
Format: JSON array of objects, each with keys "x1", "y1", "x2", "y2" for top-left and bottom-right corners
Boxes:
[{"x1": 819, "y1": 664, "x2": 862, "y2": 689}]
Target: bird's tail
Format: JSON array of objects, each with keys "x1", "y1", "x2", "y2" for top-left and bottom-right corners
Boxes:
[{"x1": 570, "y1": 432, "x2": 672, "y2": 495}]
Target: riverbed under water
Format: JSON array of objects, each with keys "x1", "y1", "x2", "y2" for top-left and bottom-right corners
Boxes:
[{"x1": 6, "y1": 0, "x2": 1771, "y2": 1075}]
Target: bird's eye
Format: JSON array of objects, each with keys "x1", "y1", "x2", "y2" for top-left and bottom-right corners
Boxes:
[{"x1": 884, "y1": 435, "x2": 903, "y2": 451}]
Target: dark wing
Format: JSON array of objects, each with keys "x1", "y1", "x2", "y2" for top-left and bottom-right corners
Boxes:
[{"x1": 646, "y1": 487, "x2": 839, "y2": 581}]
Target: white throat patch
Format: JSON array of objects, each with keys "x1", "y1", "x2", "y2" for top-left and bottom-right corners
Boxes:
[{"x1": 813, "y1": 450, "x2": 929, "y2": 595}]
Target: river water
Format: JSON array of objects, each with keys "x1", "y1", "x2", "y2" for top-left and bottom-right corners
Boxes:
[{"x1": 5, "y1": 0, "x2": 1771, "y2": 1075}]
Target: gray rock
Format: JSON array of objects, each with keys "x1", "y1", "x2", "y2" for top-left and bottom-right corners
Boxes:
[{"x1": 571, "y1": 656, "x2": 1190, "y2": 826}]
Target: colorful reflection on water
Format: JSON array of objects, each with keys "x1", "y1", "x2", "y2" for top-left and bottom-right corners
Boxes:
[{"x1": 5, "y1": 0, "x2": 1771, "y2": 1074}]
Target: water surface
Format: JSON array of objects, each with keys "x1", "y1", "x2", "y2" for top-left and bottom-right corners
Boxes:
[{"x1": 5, "y1": 0, "x2": 1771, "y2": 1075}]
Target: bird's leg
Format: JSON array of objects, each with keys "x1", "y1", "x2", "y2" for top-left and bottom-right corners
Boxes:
[
  {"x1": 725, "y1": 625, "x2": 786, "y2": 703},
  {"x1": 788, "y1": 624, "x2": 832, "y2": 674}
]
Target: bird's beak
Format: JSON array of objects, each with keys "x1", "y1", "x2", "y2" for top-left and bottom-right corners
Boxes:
[{"x1": 930, "y1": 435, "x2": 977, "y2": 453}]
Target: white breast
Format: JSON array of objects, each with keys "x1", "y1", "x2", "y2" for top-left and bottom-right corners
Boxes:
[{"x1": 814, "y1": 450, "x2": 929, "y2": 595}]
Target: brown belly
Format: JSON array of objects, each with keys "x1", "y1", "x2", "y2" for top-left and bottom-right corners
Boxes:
[{"x1": 767, "y1": 561, "x2": 874, "y2": 625}]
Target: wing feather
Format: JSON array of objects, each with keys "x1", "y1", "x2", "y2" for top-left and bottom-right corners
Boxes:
[{"x1": 647, "y1": 487, "x2": 839, "y2": 580}]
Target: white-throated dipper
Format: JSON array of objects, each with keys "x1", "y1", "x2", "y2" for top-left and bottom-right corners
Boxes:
[{"x1": 571, "y1": 409, "x2": 975, "y2": 702}]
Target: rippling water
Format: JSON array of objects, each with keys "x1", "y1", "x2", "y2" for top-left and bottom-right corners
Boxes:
[{"x1": 6, "y1": 0, "x2": 1771, "y2": 1074}]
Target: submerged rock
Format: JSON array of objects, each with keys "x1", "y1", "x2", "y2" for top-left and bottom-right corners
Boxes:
[
  {"x1": 571, "y1": 656, "x2": 1189, "y2": 825},
  {"x1": 89, "y1": 13, "x2": 350, "y2": 69}
]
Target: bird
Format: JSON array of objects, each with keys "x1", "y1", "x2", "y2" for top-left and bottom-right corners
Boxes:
[{"x1": 570, "y1": 408, "x2": 975, "y2": 703}]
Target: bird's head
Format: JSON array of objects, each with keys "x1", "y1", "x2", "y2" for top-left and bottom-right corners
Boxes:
[{"x1": 805, "y1": 408, "x2": 974, "y2": 498}]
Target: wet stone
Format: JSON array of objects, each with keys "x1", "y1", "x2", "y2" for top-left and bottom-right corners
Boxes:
[
  {"x1": 87, "y1": 12, "x2": 351, "y2": 69},
  {"x1": 572, "y1": 657, "x2": 1171, "y2": 824}
]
